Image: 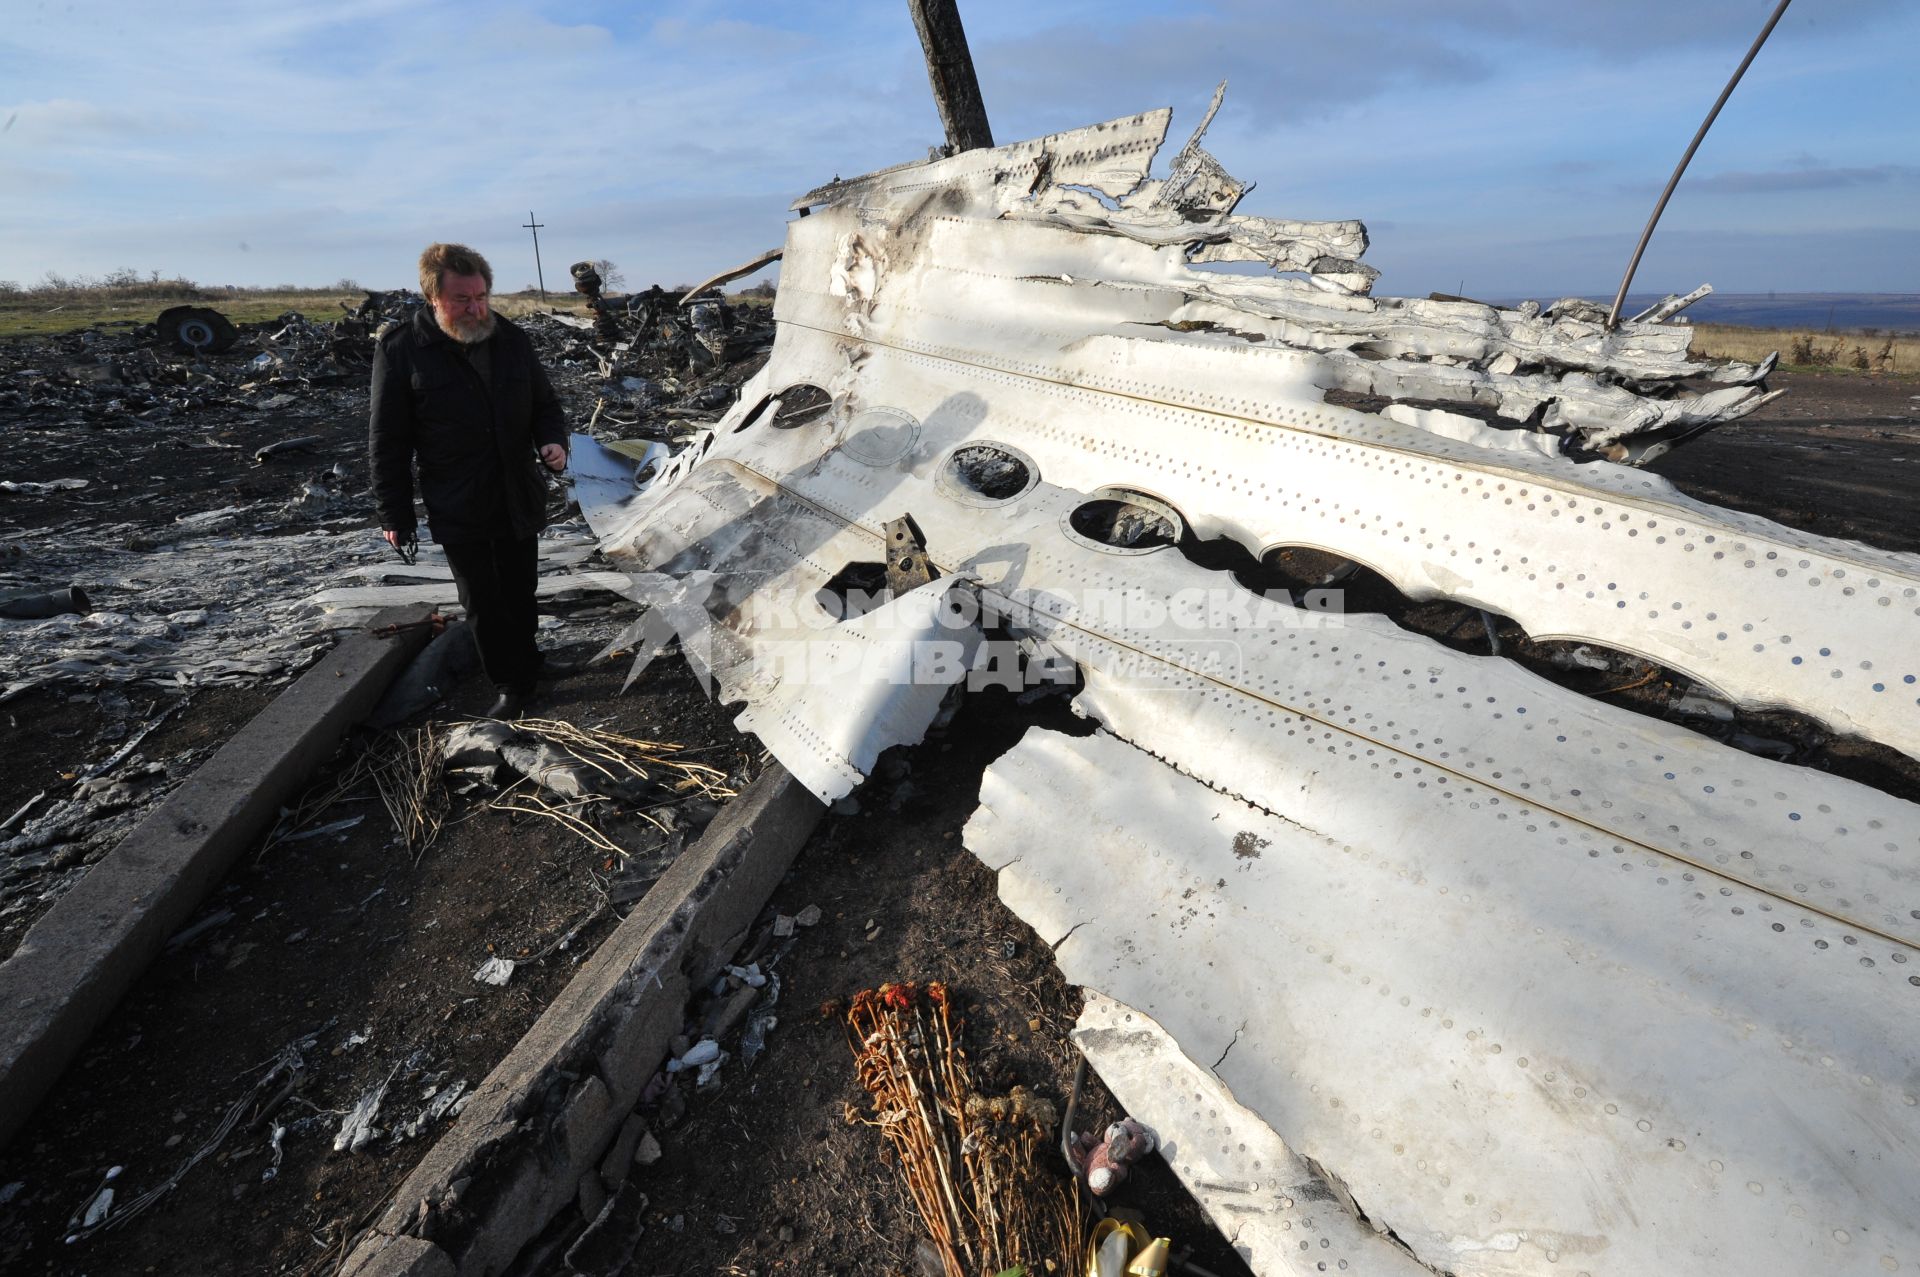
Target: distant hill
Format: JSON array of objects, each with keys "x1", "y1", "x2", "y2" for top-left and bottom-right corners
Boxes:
[{"x1": 1497, "y1": 293, "x2": 1920, "y2": 333}]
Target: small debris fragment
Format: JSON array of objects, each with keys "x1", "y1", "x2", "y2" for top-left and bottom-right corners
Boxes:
[
  {"x1": 666, "y1": 1039, "x2": 724, "y2": 1075},
  {"x1": 252, "y1": 435, "x2": 323, "y2": 465},
  {"x1": 740, "y1": 1013, "x2": 778, "y2": 1070},
  {"x1": 261, "y1": 1122, "x2": 286, "y2": 1182},
  {"x1": 334, "y1": 1075, "x2": 392, "y2": 1154},
  {"x1": 395, "y1": 1080, "x2": 469, "y2": 1141},
  {"x1": 724, "y1": 962, "x2": 767, "y2": 988},
  {"x1": 473, "y1": 956, "x2": 516, "y2": 987},
  {"x1": 65, "y1": 1166, "x2": 122, "y2": 1240},
  {"x1": 1672, "y1": 688, "x2": 1736, "y2": 722},
  {"x1": 81, "y1": 1184, "x2": 114, "y2": 1229},
  {"x1": 280, "y1": 814, "x2": 363, "y2": 843},
  {"x1": 794, "y1": 904, "x2": 823, "y2": 928},
  {"x1": 1546, "y1": 644, "x2": 1616, "y2": 673},
  {"x1": 164, "y1": 908, "x2": 235, "y2": 952}
]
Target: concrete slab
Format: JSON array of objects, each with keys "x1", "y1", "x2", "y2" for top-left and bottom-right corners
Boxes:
[
  {"x1": 344, "y1": 762, "x2": 823, "y2": 1277},
  {"x1": 340, "y1": 1234, "x2": 456, "y2": 1277},
  {"x1": 0, "y1": 604, "x2": 436, "y2": 1149}
]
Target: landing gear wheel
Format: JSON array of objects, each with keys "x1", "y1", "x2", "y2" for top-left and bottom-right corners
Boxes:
[{"x1": 155, "y1": 305, "x2": 240, "y2": 354}]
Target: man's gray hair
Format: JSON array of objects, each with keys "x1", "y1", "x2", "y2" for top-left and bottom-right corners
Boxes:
[{"x1": 418, "y1": 243, "x2": 493, "y2": 300}]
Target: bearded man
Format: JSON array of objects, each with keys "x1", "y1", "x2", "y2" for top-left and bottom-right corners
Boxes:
[{"x1": 369, "y1": 242, "x2": 569, "y2": 718}]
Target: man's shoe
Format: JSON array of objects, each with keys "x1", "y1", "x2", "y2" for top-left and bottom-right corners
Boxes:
[
  {"x1": 536, "y1": 653, "x2": 588, "y2": 681},
  {"x1": 486, "y1": 688, "x2": 532, "y2": 720}
]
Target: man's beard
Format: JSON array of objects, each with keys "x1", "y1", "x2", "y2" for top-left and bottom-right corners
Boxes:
[{"x1": 439, "y1": 309, "x2": 496, "y2": 344}]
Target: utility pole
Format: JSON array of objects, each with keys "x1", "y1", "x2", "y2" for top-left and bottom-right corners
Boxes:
[
  {"x1": 522, "y1": 211, "x2": 547, "y2": 303},
  {"x1": 906, "y1": 0, "x2": 993, "y2": 154}
]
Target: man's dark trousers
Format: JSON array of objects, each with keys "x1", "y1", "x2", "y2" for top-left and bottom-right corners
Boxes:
[{"x1": 442, "y1": 536, "x2": 541, "y2": 693}]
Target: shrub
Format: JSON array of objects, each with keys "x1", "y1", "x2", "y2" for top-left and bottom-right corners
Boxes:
[{"x1": 1787, "y1": 332, "x2": 1846, "y2": 367}]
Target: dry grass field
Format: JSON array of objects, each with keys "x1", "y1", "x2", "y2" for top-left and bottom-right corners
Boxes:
[
  {"x1": 0, "y1": 280, "x2": 759, "y2": 339},
  {"x1": 0, "y1": 280, "x2": 607, "y2": 339},
  {"x1": 0, "y1": 286, "x2": 366, "y2": 339},
  {"x1": 1689, "y1": 322, "x2": 1920, "y2": 374}
]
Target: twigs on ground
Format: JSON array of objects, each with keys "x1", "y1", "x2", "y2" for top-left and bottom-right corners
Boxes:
[
  {"x1": 256, "y1": 751, "x2": 375, "y2": 864},
  {"x1": 258, "y1": 716, "x2": 736, "y2": 867},
  {"x1": 485, "y1": 717, "x2": 740, "y2": 855},
  {"x1": 846, "y1": 983, "x2": 1080, "y2": 1277},
  {"x1": 488, "y1": 785, "x2": 624, "y2": 855},
  {"x1": 257, "y1": 726, "x2": 447, "y2": 862},
  {"x1": 365, "y1": 726, "x2": 446, "y2": 858},
  {"x1": 511, "y1": 716, "x2": 737, "y2": 801}
]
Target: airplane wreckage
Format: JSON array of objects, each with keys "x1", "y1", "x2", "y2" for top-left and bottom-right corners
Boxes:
[{"x1": 571, "y1": 98, "x2": 1920, "y2": 1276}]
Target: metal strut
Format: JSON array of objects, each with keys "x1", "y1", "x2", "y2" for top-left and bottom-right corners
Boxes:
[{"x1": 1605, "y1": 0, "x2": 1793, "y2": 329}]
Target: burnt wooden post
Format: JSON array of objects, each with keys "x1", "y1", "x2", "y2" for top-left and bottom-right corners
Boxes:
[{"x1": 907, "y1": 0, "x2": 993, "y2": 154}]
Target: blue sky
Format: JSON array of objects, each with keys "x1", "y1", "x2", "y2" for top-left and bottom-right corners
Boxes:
[{"x1": 1, "y1": 1, "x2": 1915, "y2": 299}]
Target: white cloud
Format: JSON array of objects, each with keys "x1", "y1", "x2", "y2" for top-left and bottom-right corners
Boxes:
[{"x1": 0, "y1": 97, "x2": 155, "y2": 144}]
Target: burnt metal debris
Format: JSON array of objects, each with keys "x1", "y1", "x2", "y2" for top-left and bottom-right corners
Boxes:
[
  {"x1": 569, "y1": 260, "x2": 626, "y2": 342},
  {"x1": 0, "y1": 585, "x2": 88, "y2": 619},
  {"x1": 565, "y1": 262, "x2": 771, "y2": 383}
]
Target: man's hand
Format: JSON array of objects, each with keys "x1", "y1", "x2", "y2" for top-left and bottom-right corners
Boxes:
[
  {"x1": 383, "y1": 529, "x2": 402, "y2": 548},
  {"x1": 539, "y1": 443, "x2": 568, "y2": 473}
]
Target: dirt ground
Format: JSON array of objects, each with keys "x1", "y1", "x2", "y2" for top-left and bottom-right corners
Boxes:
[
  {"x1": 1647, "y1": 369, "x2": 1920, "y2": 555},
  {"x1": 1, "y1": 318, "x2": 1916, "y2": 1277}
]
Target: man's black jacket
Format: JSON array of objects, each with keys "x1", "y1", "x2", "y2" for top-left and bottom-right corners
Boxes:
[{"x1": 368, "y1": 308, "x2": 567, "y2": 542}]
